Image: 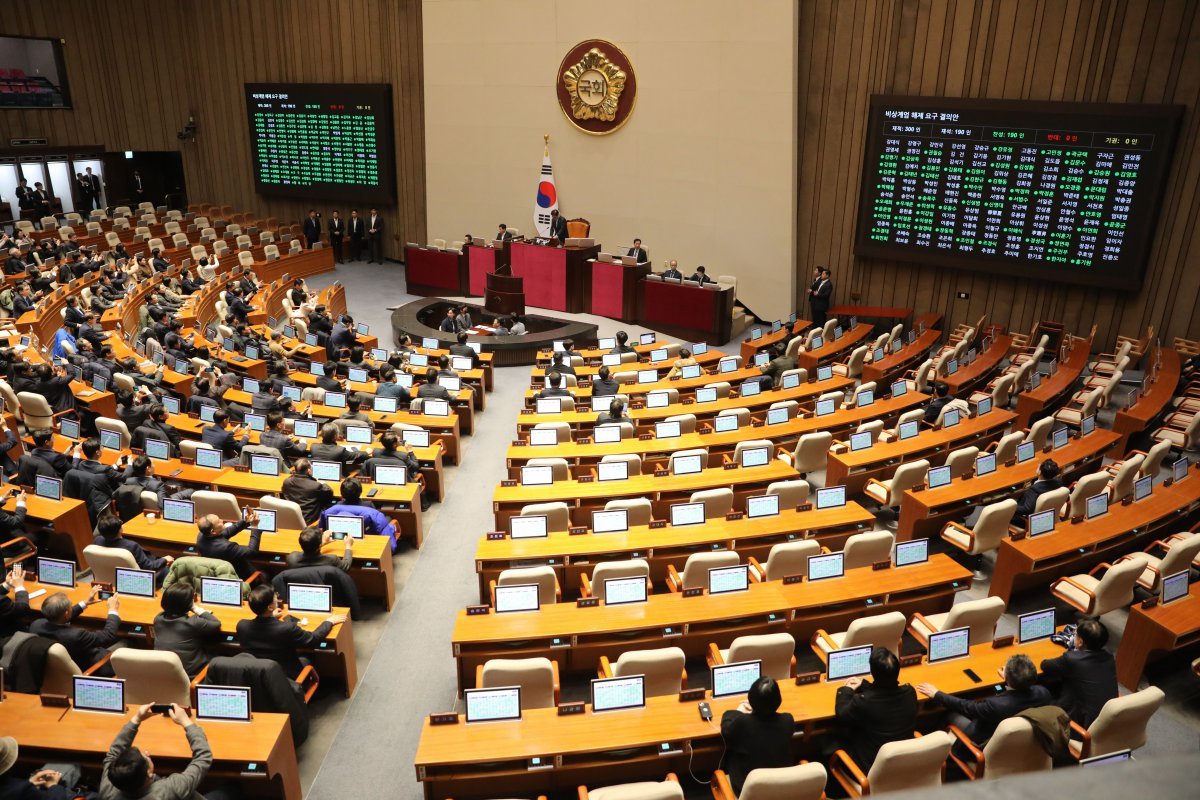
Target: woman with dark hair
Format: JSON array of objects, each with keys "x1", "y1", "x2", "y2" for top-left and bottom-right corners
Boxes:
[{"x1": 720, "y1": 676, "x2": 795, "y2": 794}]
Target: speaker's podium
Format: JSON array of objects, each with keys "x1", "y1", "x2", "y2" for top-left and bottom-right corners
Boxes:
[
  {"x1": 588, "y1": 253, "x2": 650, "y2": 322},
  {"x1": 484, "y1": 271, "x2": 525, "y2": 317},
  {"x1": 509, "y1": 239, "x2": 600, "y2": 313}
]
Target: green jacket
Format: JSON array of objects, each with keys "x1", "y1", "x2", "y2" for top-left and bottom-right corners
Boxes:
[{"x1": 163, "y1": 556, "x2": 250, "y2": 598}]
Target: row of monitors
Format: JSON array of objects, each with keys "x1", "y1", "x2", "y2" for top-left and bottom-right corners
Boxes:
[
  {"x1": 492, "y1": 539, "x2": 934, "y2": 613},
  {"x1": 73, "y1": 676, "x2": 253, "y2": 721}
]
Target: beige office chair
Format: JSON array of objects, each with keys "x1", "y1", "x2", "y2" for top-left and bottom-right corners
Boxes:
[
  {"x1": 864, "y1": 460, "x2": 929, "y2": 508},
  {"x1": 110, "y1": 650, "x2": 191, "y2": 707},
  {"x1": 16, "y1": 392, "x2": 65, "y2": 430},
  {"x1": 933, "y1": 399, "x2": 970, "y2": 429},
  {"x1": 1151, "y1": 413, "x2": 1200, "y2": 451},
  {"x1": 940, "y1": 499, "x2": 1017, "y2": 559},
  {"x1": 749, "y1": 540, "x2": 821, "y2": 583},
  {"x1": 582, "y1": 559, "x2": 650, "y2": 603},
  {"x1": 703, "y1": 381, "x2": 731, "y2": 399},
  {"x1": 82, "y1": 545, "x2": 140, "y2": 585},
  {"x1": 666, "y1": 551, "x2": 740, "y2": 592},
  {"x1": 581, "y1": 775, "x2": 684, "y2": 800},
  {"x1": 908, "y1": 595, "x2": 1005, "y2": 648},
  {"x1": 598, "y1": 647, "x2": 687, "y2": 697},
  {"x1": 604, "y1": 497, "x2": 652, "y2": 526},
  {"x1": 1033, "y1": 487, "x2": 1069, "y2": 517},
  {"x1": 191, "y1": 490, "x2": 242, "y2": 520},
  {"x1": 949, "y1": 717, "x2": 1052, "y2": 780},
  {"x1": 526, "y1": 457, "x2": 571, "y2": 482},
  {"x1": 843, "y1": 531, "x2": 895, "y2": 570},
  {"x1": 780, "y1": 431, "x2": 833, "y2": 480},
  {"x1": 258, "y1": 496, "x2": 307, "y2": 530},
  {"x1": 669, "y1": 449, "x2": 709, "y2": 473},
  {"x1": 177, "y1": 440, "x2": 214, "y2": 462},
  {"x1": 989, "y1": 431, "x2": 1026, "y2": 465},
  {"x1": 1050, "y1": 553, "x2": 1149, "y2": 616},
  {"x1": 713, "y1": 762, "x2": 827, "y2": 800},
  {"x1": 1087, "y1": 340, "x2": 1132, "y2": 376},
  {"x1": 906, "y1": 360, "x2": 935, "y2": 394},
  {"x1": 1121, "y1": 532, "x2": 1200, "y2": 593},
  {"x1": 831, "y1": 731, "x2": 953, "y2": 796},
  {"x1": 599, "y1": 452, "x2": 642, "y2": 475},
  {"x1": 832, "y1": 346, "x2": 868, "y2": 379},
  {"x1": 520, "y1": 502, "x2": 571, "y2": 532},
  {"x1": 532, "y1": 422, "x2": 572, "y2": 443},
  {"x1": 812, "y1": 610, "x2": 906, "y2": 662},
  {"x1": 779, "y1": 366, "x2": 807, "y2": 385},
  {"x1": 690, "y1": 488, "x2": 734, "y2": 519},
  {"x1": 707, "y1": 633, "x2": 796, "y2": 680},
  {"x1": 716, "y1": 408, "x2": 752, "y2": 429},
  {"x1": 494, "y1": 565, "x2": 560, "y2": 606},
  {"x1": 943, "y1": 446, "x2": 979, "y2": 479},
  {"x1": 1025, "y1": 417, "x2": 1055, "y2": 450},
  {"x1": 476, "y1": 657, "x2": 559, "y2": 709},
  {"x1": 1106, "y1": 454, "x2": 1145, "y2": 501},
  {"x1": 1068, "y1": 686, "x2": 1164, "y2": 760},
  {"x1": 1054, "y1": 387, "x2": 1103, "y2": 428},
  {"x1": 664, "y1": 413, "x2": 697, "y2": 434},
  {"x1": 96, "y1": 417, "x2": 132, "y2": 450},
  {"x1": 765, "y1": 479, "x2": 809, "y2": 508},
  {"x1": 732, "y1": 439, "x2": 774, "y2": 466},
  {"x1": 768, "y1": 399, "x2": 800, "y2": 421},
  {"x1": 1062, "y1": 472, "x2": 1112, "y2": 519},
  {"x1": 42, "y1": 644, "x2": 90, "y2": 697}
]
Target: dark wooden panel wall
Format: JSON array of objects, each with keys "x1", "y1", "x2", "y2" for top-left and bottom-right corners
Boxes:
[
  {"x1": 796, "y1": 0, "x2": 1200, "y2": 349},
  {"x1": 0, "y1": 0, "x2": 426, "y2": 257}
]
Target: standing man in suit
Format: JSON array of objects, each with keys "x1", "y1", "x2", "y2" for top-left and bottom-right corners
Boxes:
[
  {"x1": 302, "y1": 210, "x2": 321, "y2": 249},
  {"x1": 627, "y1": 238, "x2": 648, "y2": 263},
  {"x1": 494, "y1": 223, "x2": 513, "y2": 242},
  {"x1": 1039, "y1": 617, "x2": 1118, "y2": 727},
  {"x1": 131, "y1": 170, "x2": 146, "y2": 204},
  {"x1": 31, "y1": 182, "x2": 51, "y2": 218},
  {"x1": 548, "y1": 209, "x2": 567, "y2": 242},
  {"x1": 85, "y1": 167, "x2": 102, "y2": 210},
  {"x1": 833, "y1": 647, "x2": 919, "y2": 773},
  {"x1": 14, "y1": 178, "x2": 33, "y2": 216},
  {"x1": 348, "y1": 209, "x2": 365, "y2": 262},
  {"x1": 810, "y1": 267, "x2": 833, "y2": 327},
  {"x1": 366, "y1": 207, "x2": 384, "y2": 263},
  {"x1": 327, "y1": 210, "x2": 345, "y2": 263}
]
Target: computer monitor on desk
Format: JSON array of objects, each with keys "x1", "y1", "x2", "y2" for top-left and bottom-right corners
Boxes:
[
  {"x1": 826, "y1": 646, "x2": 872, "y2": 682},
  {"x1": 927, "y1": 627, "x2": 970, "y2": 664},
  {"x1": 590, "y1": 675, "x2": 645, "y2": 713},
  {"x1": 711, "y1": 660, "x2": 762, "y2": 698},
  {"x1": 494, "y1": 583, "x2": 540, "y2": 613},
  {"x1": 464, "y1": 687, "x2": 521, "y2": 723}
]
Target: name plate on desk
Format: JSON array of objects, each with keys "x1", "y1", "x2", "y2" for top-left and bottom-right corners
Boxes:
[
  {"x1": 576, "y1": 597, "x2": 599, "y2": 608},
  {"x1": 678, "y1": 688, "x2": 706, "y2": 702},
  {"x1": 568, "y1": 526, "x2": 587, "y2": 535},
  {"x1": 234, "y1": 465, "x2": 249, "y2": 472},
  {"x1": 466, "y1": 605, "x2": 490, "y2": 616},
  {"x1": 521, "y1": 409, "x2": 534, "y2": 414},
  {"x1": 725, "y1": 512, "x2": 743, "y2": 521},
  {"x1": 578, "y1": 438, "x2": 592, "y2": 444},
  {"x1": 1140, "y1": 596, "x2": 1160, "y2": 610},
  {"x1": 872, "y1": 561, "x2": 890, "y2": 571},
  {"x1": 654, "y1": 469, "x2": 668, "y2": 477},
  {"x1": 783, "y1": 575, "x2": 803, "y2": 585},
  {"x1": 501, "y1": 480, "x2": 517, "y2": 487},
  {"x1": 512, "y1": 440, "x2": 526, "y2": 446},
  {"x1": 899, "y1": 654, "x2": 923, "y2": 668},
  {"x1": 723, "y1": 462, "x2": 737, "y2": 470},
  {"x1": 641, "y1": 434, "x2": 654, "y2": 441},
  {"x1": 682, "y1": 587, "x2": 704, "y2": 598},
  {"x1": 40, "y1": 694, "x2": 70, "y2": 708},
  {"x1": 682, "y1": 398, "x2": 694, "y2": 405},
  {"x1": 795, "y1": 671, "x2": 821, "y2": 686},
  {"x1": 752, "y1": 421, "x2": 765, "y2": 427},
  {"x1": 486, "y1": 532, "x2": 506, "y2": 541},
  {"x1": 428, "y1": 712, "x2": 459, "y2": 726},
  {"x1": 557, "y1": 702, "x2": 585, "y2": 716},
  {"x1": 795, "y1": 503, "x2": 813, "y2": 512},
  {"x1": 180, "y1": 457, "x2": 194, "y2": 465},
  {"x1": 649, "y1": 520, "x2": 667, "y2": 529},
  {"x1": 1010, "y1": 530, "x2": 1027, "y2": 541},
  {"x1": 578, "y1": 476, "x2": 594, "y2": 483},
  {"x1": 991, "y1": 635, "x2": 1015, "y2": 649}
]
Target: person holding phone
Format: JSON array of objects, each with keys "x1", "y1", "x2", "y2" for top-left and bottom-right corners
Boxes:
[
  {"x1": 286, "y1": 525, "x2": 354, "y2": 571},
  {"x1": 100, "y1": 703, "x2": 212, "y2": 799},
  {"x1": 194, "y1": 509, "x2": 263, "y2": 580},
  {"x1": 30, "y1": 588, "x2": 121, "y2": 676}
]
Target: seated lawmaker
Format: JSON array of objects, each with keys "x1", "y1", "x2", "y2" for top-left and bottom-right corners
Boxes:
[
  {"x1": 666, "y1": 347, "x2": 696, "y2": 379},
  {"x1": 759, "y1": 342, "x2": 797, "y2": 387},
  {"x1": 661, "y1": 259, "x2": 682, "y2": 280},
  {"x1": 834, "y1": 647, "x2": 918, "y2": 773},
  {"x1": 438, "y1": 308, "x2": 458, "y2": 333},
  {"x1": 1039, "y1": 617, "x2": 1117, "y2": 727},
  {"x1": 31, "y1": 588, "x2": 121, "y2": 675},
  {"x1": 596, "y1": 399, "x2": 628, "y2": 427},
  {"x1": 152, "y1": 581, "x2": 221, "y2": 677},
  {"x1": 1016, "y1": 459, "x2": 1063, "y2": 519},
  {"x1": 416, "y1": 368, "x2": 452, "y2": 402},
  {"x1": 282, "y1": 459, "x2": 335, "y2": 525},
  {"x1": 0, "y1": 737, "x2": 76, "y2": 800},
  {"x1": 195, "y1": 510, "x2": 264, "y2": 580},
  {"x1": 690, "y1": 265, "x2": 716, "y2": 285},
  {"x1": 923, "y1": 381, "x2": 954, "y2": 423},
  {"x1": 235, "y1": 585, "x2": 346, "y2": 681},
  {"x1": 720, "y1": 677, "x2": 794, "y2": 795},
  {"x1": 94, "y1": 513, "x2": 173, "y2": 584},
  {"x1": 610, "y1": 330, "x2": 636, "y2": 355},
  {"x1": 321, "y1": 478, "x2": 399, "y2": 552},
  {"x1": 591, "y1": 365, "x2": 621, "y2": 397},
  {"x1": 286, "y1": 525, "x2": 354, "y2": 572},
  {"x1": 448, "y1": 331, "x2": 480, "y2": 368},
  {"x1": 535, "y1": 371, "x2": 573, "y2": 400},
  {"x1": 311, "y1": 423, "x2": 368, "y2": 469},
  {"x1": 376, "y1": 366, "x2": 412, "y2": 406}
]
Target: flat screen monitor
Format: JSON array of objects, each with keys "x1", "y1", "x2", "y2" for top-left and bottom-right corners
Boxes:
[
  {"x1": 100, "y1": 429, "x2": 122, "y2": 451},
  {"x1": 603, "y1": 576, "x2": 648, "y2": 605},
  {"x1": 529, "y1": 427, "x2": 558, "y2": 446},
  {"x1": 590, "y1": 395, "x2": 613, "y2": 412},
  {"x1": 849, "y1": 431, "x2": 872, "y2": 452},
  {"x1": 637, "y1": 369, "x2": 658, "y2": 385},
  {"x1": 287, "y1": 583, "x2": 332, "y2": 613},
  {"x1": 244, "y1": 413, "x2": 266, "y2": 432},
  {"x1": 1161, "y1": 570, "x2": 1189, "y2": 605},
  {"x1": 894, "y1": 538, "x2": 929, "y2": 567},
  {"x1": 708, "y1": 565, "x2": 749, "y2": 595},
  {"x1": 927, "y1": 626, "x2": 971, "y2": 664},
  {"x1": 597, "y1": 461, "x2": 628, "y2": 482},
  {"x1": 252, "y1": 508, "x2": 277, "y2": 532},
  {"x1": 639, "y1": 332, "x2": 656, "y2": 345},
  {"x1": 592, "y1": 508, "x2": 628, "y2": 534},
  {"x1": 649, "y1": 348, "x2": 668, "y2": 363},
  {"x1": 163, "y1": 396, "x2": 182, "y2": 415},
  {"x1": 36, "y1": 475, "x2": 62, "y2": 501},
  {"x1": 713, "y1": 413, "x2": 739, "y2": 432},
  {"x1": 200, "y1": 577, "x2": 244, "y2": 607},
  {"x1": 927, "y1": 466, "x2": 952, "y2": 489},
  {"x1": 423, "y1": 399, "x2": 451, "y2": 417},
  {"x1": 692, "y1": 342, "x2": 708, "y2": 355},
  {"x1": 243, "y1": 378, "x2": 260, "y2": 394},
  {"x1": 73, "y1": 676, "x2": 124, "y2": 714},
  {"x1": 680, "y1": 364, "x2": 701, "y2": 380},
  {"x1": 670, "y1": 502, "x2": 705, "y2": 527},
  {"x1": 975, "y1": 453, "x2": 997, "y2": 477},
  {"x1": 891, "y1": 380, "x2": 908, "y2": 398},
  {"x1": 694, "y1": 387, "x2": 717, "y2": 404},
  {"x1": 740, "y1": 381, "x2": 761, "y2": 397},
  {"x1": 144, "y1": 439, "x2": 171, "y2": 462},
  {"x1": 810, "y1": 336, "x2": 824, "y2": 350},
  {"x1": 371, "y1": 348, "x2": 389, "y2": 361},
  {"x1": 374, "y1": 465, "x2": 407, "y2": 486},
  {"x1": 113, "y1": 567, "x2": 154, "y2": 598},
  {"x1": 671, "y1": 454, "x2": 702, "y2": 475},
  {"x1": 655, "y1": 421, "x2": 681, "y2": 440},
  {"x1": 590, "y1": 675, "x2": 645, "y2": 713},
  {"x1": 945, "y1": 359, "x2": 959, "y2": 375},
  {"x1": 1028, "y1": 509, "x2": 1056, "y2": 537},
  {"x1": 645, "y1": 391, "x2": 669, "y2": 409},
  {"x1": 451, "y1": 356, "x2": 473, "y2": 372},
  {"x1": 348, "y1": 368, "x2": 369, "y2": 384},
  {"x1": 293, "y1": 419, "x2": 320, "y2": 439},
  {"x1": 344, "y1": 425, "x2": 372, "y2": 445},
  {"x1": 942, "y1": 408, "x2": 960, "y2": 428},
  {"x1": 1080, "y1": 414, "x2": 1096, "y2": 435},
  {"x1": 874, "y1": 347, "x2": 886, "y2": 362},
  {"x1": 711, "y1": 660, "x2": 762, "y2": 699},
  {"x1": 754, "y1": 353, "x2": 770, "y2": 368},
  {"x1": 244, "y1": 83, "x2": 396, "y2": 202},
  {"x1": 1053, "y1": 427, "x2": 1069, "y2": 449},
  {"x1": 401, "y1": 429, "x2": 429, "y2": 447},
  {"x1": 326, "y1": 514, "x2": 364, "y2": 539},
  {"x1": 781, "y1": 372, "x2": 802, "y2": 389},
  {"x1": 439, "y1": 376, "x2": 462, "y2": 392},
  {"x1": 826, "y1": 646, "x2": 872, "y2": 681},
  {"x1": 856, "y1": 389, "x2": 874, "y2": 407},
  {"x1": 199, "y1": 405, "x2": 218, "y2": 424},
  {"x1": 195, "y1": 685, "x2": 252, "y2": 722},
  {"x1": 1018, "y1": 608, "x2": 1056, "y2": 643},
  {"x1": 464, "y1": 687, "x2": 521, "y2": 723},
  {"x1": 718, "y1": 358, "x2": 737, "y2": 374},
  {"x1": 976, "y1": 396, "x2": 993, "y2": 416},
  {"x1": 520, "y1": 465, "x2": 553, "y2": 486},
  {"x1": 601, "y1": 353, "x2": 621, "y2": 367},
  {"x1": 494, "y1": 583, "x2": 540, "y2": 613},
  {"x1": 1017, "y1": 441, "x2": 1036, "y2": 463},
  {"x1": 59, "y1": 418, "x2": 80, "y2": 440},
  {"x1": 746, "y1": 494, "x2": 780, "y2": 519},
  {"x1": 807, "y1": 552, "x2": 844, "y2": 582},
  {"x1": 195, "y1": 448, "x2": 222, "y2": 470},
  {"x1": 324, "y1": 392, "x2": 347, "y2": 409},
  {"x1": 739, "y1": 446, "x2": 769, "y2": 468},
  {"x1": 898, "y1": 420, "x2": 920, "y2": 440},
  {"x1": 1134, "y1": 474, "x2": 1152, "y2": 501},
  {"x1": 356, "y1": 322, "x2": 369, "y2": 336},
  {"x1": 37, "y1": 557, "x2": 75, "y2": 588},
  {"x1": 509, "y1": 514, "x2": 548, "y2": 540},
  {"x1": 1080, "y1": 750, "x2": 1133, "y2": 767},
  {"x1": 766, "y1": 407, "x2": 789, "y2": 425},
  {"x1": 250, "y1": 455, "x2": 280, "y2": 476},
  {"x1": 593, "y1": 425, "x2": 622, "y2": 444},
  {"x1": 1173, "y1": 457, "x2": 1189, "y2": 482},
  {"x1": 815, "y1": 398, "x2": 836, "y2": 417},
  {"x1": 598, "y1": 337, "x2": 616, "y2": 350},
  {"x1": 307, "y1": 460, "x2": 339, "y2": 483},
  {"x1": 817, "y1": 365, "x2": 833, "y2": 381},
  {"x1": 815, "y1": 486, "x2": 846, "y2": 509},
  {"x1": 1085, "y1": 492, "x2": 1108, "y2": 520}
]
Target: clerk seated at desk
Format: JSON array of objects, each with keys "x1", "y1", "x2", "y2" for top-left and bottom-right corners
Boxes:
[
  {"x1": 661, "y1": 260, "x2": 682, "y2": 280},
  {"x1": 493, "y1": 317, "x2": 513, "y2": 335},
  {"x1": 690, "y1": 265, "x2": 716, "y2": 286},
  {"x1": 495, "y1": 223, "x2": 513, "y2": 242},
  {"x1": 510, "y1": 315, "x2": 527, "y2": 335},
  {"x1": 535, "y1": 372, "x2": 573, "y2": 401},
  {"x1": 923, "y1": 381, "x2": 954, "y2": 424},
  {"x1": 235, "y1": 584, "x2": 346, "y2": 681},
  {"x1": 627, "y1": 238, "x2": 648, "y2": 264},
  {"x1": 438, "y1": 308, "x2": 458, "y2": 333}
]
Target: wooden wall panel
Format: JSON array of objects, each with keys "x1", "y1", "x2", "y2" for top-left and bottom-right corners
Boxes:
[
  {"x1": 0, "y1": 0, "x2": 426, "y2": 256},
  {"x1": 796, "y1": 0, "x2": 1200, "y2": 348}
]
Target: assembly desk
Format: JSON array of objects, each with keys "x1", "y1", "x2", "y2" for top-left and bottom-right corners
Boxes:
[
  {"x1": 510, "y1": 241, "x2": 601, "y2": 313},
  {"x1": 521, "y1": 366, "x2": 768, "y2": 406},
  {"x1": 738, "y1": 320, "x2": 810, "y2": 364},
  {"x1": 639, "y1": 278, "x2": 735, "y2": 345},
  {"x1": 451, "y1": 555, "x2": 970, "y2": 689},
  {"x1": 492, "y1": 460, "x2": 800, "y2": 529},
  {"x1": 0, "y1": 493, "x2": 92, "y2": 562},
  {"x1": 473, "y1": 503, "x2": 877, "y2": 601},
  {"x1": 1117, "y1": 579, "x2": 1200, "y2": 690},
  {"x1": 1113, "y1": 349, "x2": 1181, "y2": 451},
  {"x1": 860, "y1": 328, "x2": 942, "y2": 386},
  {"x1": 896, "y1": 429, "x2": 1121, "y2": 541},
  {"x1": 941, "y1": 335, "x2": 1012, "y2": 396},
  {"x1": 21, "y1": 578, "x2": 357, "y2": 696},
  {"x1": 1, "y1": 693, "x2": 301, "y2": 800},
  {"x1": 1013, "y1": 337, "x2": 1090, "y2": 429},
  {"x1": 990, "y1": 463, "x2": 1200, "y2": 603},
  {"x1": 795, "y1": 323, "x2": 874, "y2": 371}
]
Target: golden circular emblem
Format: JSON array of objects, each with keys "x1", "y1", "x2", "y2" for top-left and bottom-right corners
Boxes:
[{"x1": 556, "y1": 40, "x2": 637, "y2": 135}]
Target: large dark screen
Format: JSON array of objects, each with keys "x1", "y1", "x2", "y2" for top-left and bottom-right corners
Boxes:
[
  {"x1": 0, "y1": 35, "x2": 71, "y2": 108},
  {"x1": 244, "y1": 83, "x2": 395, "y2": 202},
  {"x1": 854, "y1": 96, "x2": 1182, "y2": 290}
]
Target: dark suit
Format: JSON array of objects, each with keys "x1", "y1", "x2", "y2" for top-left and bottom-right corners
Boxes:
[
  {"x1": 366, "y1": 214, "x2": 384, "y2": 263},
  {"x1": 15, "y1": 185, "x2": 33, "y2": 212},
  {"x1": 835, "y1": 681, "x2": 919, "y2": 771},
  {"x1": 329, "y1": 323, "x2": 356, "y2": 356},
  {"x1": 328, "y1": 217, "x2": 345, "y2": 262},
  {"x1": 626, "y1": 247, "x2": 648, "y2": 263},
  {"x1": 1040, "y1": 648, "x2": 1117, "y2": 727},
  {"x1": 93, "y1": 533, "x2": 167, "y2": 574},
  {"x1": 810, "y1": 278, "x2": 832, "y2": 327},
  {"x1": 548, "y1": 216, "x2": 567, "y2": 241},
  {"x1": 31, "y1": 605, "x2": 121, "y2": 670},
  {"x1": 348, "y1": 217, "x2": 365, "y2": 261},
  {"x1": 932, "y1": 685, "x2": 1052, "y2": 751},
  {"x1": 720, "y1": 710, "x2": 795, "y2": 795},
  {"x1": 64, "y1": 459, "x2": 123, "y2": 524},
  {"x1": 132, "y1": 418, "x2": 182, "y2": 455},
  {"x1": 153, "y1": 611, "x2": 222, "y2": 677},
  {"x1": 196, "y1": 520, "x2": 263, "y2": 579},
  {"x1": 86, "y1": 173, "x2": 102, "y2": 209},
  {"x1": 202, "y1": 424, "x2": 247, "y2": 461},
  {"x1": 495, "y1": 230, "x2": 513, "y2": 242},
  {"x1": 591, "y1": 377, "x2": 621, "y2": 397},
  {"x1": 1016, "y1": 477, "x2": 1065, "y2": 518},
  {"x1": 282, "y1": 473, "x2": 334, "y2": 524},
  {"x1": 661, "y1": 268, "x2": 682, "y2": 280},
  {"x1": 0, "y1": 585, "x2": 29, "y2": 639},
  {"x1": 923, "y1": 395, "x2": 954, "y2": 424},
  {"x1": 303, "y1": 217, "x2": 321, "y2": 249},
  {"x1": 235, "y1": 615, "x2": 334, "y2": 679}
]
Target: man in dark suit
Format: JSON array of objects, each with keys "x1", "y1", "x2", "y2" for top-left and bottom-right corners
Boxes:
[
  {"x1": 689, "y1": 265, "x2": 716, "y2": 285},
  {"x1": 31, "y1": 589, "x2": 121, "y2": 674},
  {"x1": 449, "y1": 332, "x2": 479, "y2": 368},
  {"x1": 64, "y1": 439, "x2": 127, "y2": 525},
  {"x1": 366, "y1": 208, "x2": 384, "y2": 263},
  {"x1": 31, "y1": 182, "x2": 51, "y2": 218},
  {"x1": 834, "y1": 647, "x2": 919, "y2": 772},
  {"x1": 131, "y1": 170, "x2": 146, "y2": 203},
  {"x1": 534, "y1": 372, "x2": 573, "y2": 400},
  {"x1": 286, "y1": 525, "x2": 354, "y2": 571},
  {"x1": 591, "y1": 366, "x2": 621, "y2": 397},
  {"x1": 348, "y1": 209, "x2": 365, "y2": 262},
  {"x1": 27, "y1": 428, "x2": 73, "y2": 476},
  {"x1": 14, "y1": 179, "x2": 33, "y2": 215},
  {"x1": 201, "y1": 410, "x2": 249, "y2": 465},
  {"x1": 282, "y1": 459, "x2": 335, "y2": 525},
  {"x1": 85, "y1": 167, "x2": 102, "y2": 210},
  {"x1": 0, "y1": 565, "x2": 30, "y2": 640},
  {"x1": 809, "y1": 267, "x2": 833, "y2": 327},
  {"x1": 610, "y1": 330, "x2": 636, "y2": 355},
  {"x1": 310, "y1": 424, "x2": 366, "y2": 470},
  {"x1": 131, "y1": 404, "x2": 182, "y2": 456},
  {"x1": 327, "y1": 210, "x2": 345, "y2": 263},
  {"x1": 417, "y1": 368, "x2": 452, "y2": 402},
  {"x1": 1040, "y1": 618, "x2": 1118, "y2": 727},
  {"x1": 919, "y1": 654, "x2": 1051, "y2": 755},
  {"x1": 547, "y1": 209, "x2": 567, "y2": 241},
  {"x1": 661, "y1": 260, "x2": 682, "y2": 280},
  {"x1": 494, "y1": 223, "x2": 513, "y2": 242},
  {"x1": 1016, "y1": 459, "x2": 1064, "y2": 519},
  {"x1": 195, "y1": 509, "x2": 264, "y2": 580},
  {"x1": 626, "y1": 238, "x2": 648, "y2": 263},
  {"x1": 720, "y1": 677, "x2": 794, "y2": 795},
  {"x1": 152, "y1": 581, "x2": 222, "y2": 677},
  {"x1": 923, "y1": 381, "x2": 954, "y2": 424},
  {"x1": 759, "y1": 343, "x2": 797, "y2": 387},
  {"x1": 235, "y1": 585, "x2": 346, "y2": 680},
  {"x1": 94, "y1": 512, "x2": 172, "y2": 580},
  {"x1": 302, "y1": 210, "x2": 321, "y2": 249},
  {"x1": 261, "y1": 411, "x2": 309, "y2": 463}
]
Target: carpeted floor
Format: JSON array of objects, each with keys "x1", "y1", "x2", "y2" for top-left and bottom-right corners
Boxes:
[{"x1": 294, "y1": 259, "x2": 1200, "y2": 800}]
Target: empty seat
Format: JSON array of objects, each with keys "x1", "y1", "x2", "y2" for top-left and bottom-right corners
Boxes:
[
  {"x1": 908, "y1": 595, "x2": 1005, "y2": 648},
  {"x1": 494, "y1": 565, "x2": 560, "y2": 606},
  {"x1": 948, "y1": 716, "x2": 1052, "y2": 780},
  {"x1": 712, "y1": 762, "x2": 827, "y2": 800},
  {"x1": 689, "y1": 488, "x2": 734, "y2": 519},
  {"x1": 519, "y1": 502, "x2": 570, "y2": 532},
  {"x1": 1050, "y1": 554, "x2": 1149, "y2": 616},
  {"x1": 582, "y1": 559, "x2": 650, "y2": 602},
  {"x1": 1068, "y1": 686, "x2": 1164, "y2": 760},
  {"x1": 598, "y1": 647, "x2": 686, "y2": 697},
  {"x1": 707, "y1": 632, "x2": 796, "y2": 680},
  {"x1": 843, "y1": 531, "x2": 895, "y2": 570},
  {"x1": 812, "y1": 610, "x2": 906, "y2": 662},
  {"x1": 749, "y1": 540, "x2": 821, "y2": 582},
  {"x1": 666, "y1": 551, "x2": 740, "y2": 592},
  {"x1": 477, "y1": 657, "x2": 558, "y2": 709},
  {"x1": 831, "y1": 731, "x2": 953, "y2": 796}
]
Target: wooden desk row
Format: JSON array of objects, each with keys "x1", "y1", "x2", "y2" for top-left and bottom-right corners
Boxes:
[
  {"x1": 1113, "y1": 348, "x2": 1181, "y2": 450},
  {"x1": 738, "y1": 320, "x2": 809, "y2": 364},
  {"x1": 450, "y1": 555, "x2": 970, "y2": 690},
  {"x1": 1117, "y1": 579, "x2": 1200, "y2": 690},
  {"x1": 861, "y1": 328, "x2": 942, "y2": 386},
  {"x1": 1013, "y1": 336, "x2": 1091, "y2": 429},
  {"x1": 795, "y1": 323, "x2": 874, "y2": 371},
  {"x1": 941, "y1": 334, "x2": 1013, "y2": 396}
]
